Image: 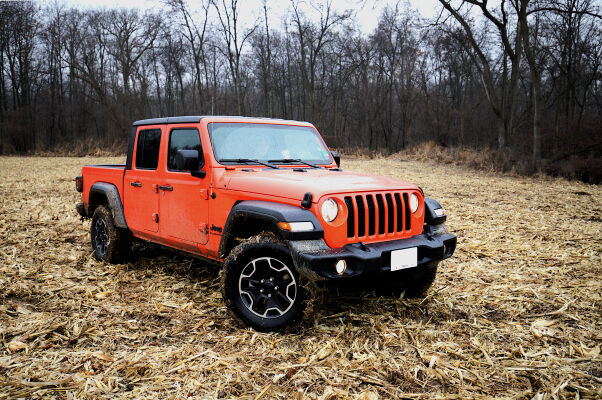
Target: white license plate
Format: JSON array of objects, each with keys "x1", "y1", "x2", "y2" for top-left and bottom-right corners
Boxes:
[{"x1": 390, "y1": 247, "x2": 417, "y2": 271}]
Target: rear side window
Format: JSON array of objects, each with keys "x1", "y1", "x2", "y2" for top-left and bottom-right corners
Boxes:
[
  {"x1": 168, "y1": 128, "x2": 203, "y2": 171},
  {"x1": 135, "y1": 129, "x2": 161, "y2": 170}
]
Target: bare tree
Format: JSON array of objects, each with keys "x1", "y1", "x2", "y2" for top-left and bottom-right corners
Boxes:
[
  {"x1": 0, "y1": 2, "x2": 38, "y2": 152},
  {"x1": 290, "y1": 0, "x2": 350, "y2": 122},
  {"x1": 103, "y1": 9, "x2": 161, "y2": 99},
  {"x1": 543, "y1": 0, "x2": 601, "y2": 155},
  {"x1": 0, "y1": 1, "x2": 600, "y2": 182},
  {"x1": 252, "y1": 0, "x2": 274, "y2": 117},
  {"x1": 167, "y1": 0, "x2": 210, "y2": 112},
  {"x1": 437, "y1": 0, "x2": 526, "y2": 150},
  {"x1": 211, "y1": 0, "x2": 257, "y2": 115}
]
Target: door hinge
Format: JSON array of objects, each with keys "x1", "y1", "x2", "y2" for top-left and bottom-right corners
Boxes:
[{"x1": 153, "y1": 213, "x2": 159, "y2": 223}]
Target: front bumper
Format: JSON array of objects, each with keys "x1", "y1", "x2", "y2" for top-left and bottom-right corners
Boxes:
[{"x1": 289, "y1": 226, "x2": 456, "y2": 285}]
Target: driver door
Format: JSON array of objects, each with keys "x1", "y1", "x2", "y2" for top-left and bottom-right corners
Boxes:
[{"x1": 159, "y1": 126, "x2": 210, "y2": 250}]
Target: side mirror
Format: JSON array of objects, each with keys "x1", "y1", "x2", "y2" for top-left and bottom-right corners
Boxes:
[
  {"x1": 176, "y1": 149, "x2": 206, "y2": 178},
  {"x1": 331, "y1": 151, "x2": 340, "y2": 168}
]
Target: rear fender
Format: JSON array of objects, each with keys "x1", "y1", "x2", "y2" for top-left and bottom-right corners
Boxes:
[{"x1": 88, "y1": 182, "x2": 128, "y2": 229}]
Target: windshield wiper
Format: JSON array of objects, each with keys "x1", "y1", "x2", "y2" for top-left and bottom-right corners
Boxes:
[
  {"x1": 268, "y1": 158, "x2": 324, "y2": 169},
  {"x1": 219, "y1": 158, "x2": 279, "y2": 169}
]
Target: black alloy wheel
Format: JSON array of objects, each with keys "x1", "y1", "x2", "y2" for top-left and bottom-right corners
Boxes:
[
  {"x1": 238, "y1": 256, "x2": 297, "y2": 318},
  {"x1": 93, "y1": 218, "x2": 110, "y2": 258},
  {"x1": 90, "y1": 205, "x2": 131, "y2": 263},
  {"x1": 222, "y1": 234, "x2": 306, "y2": 332}
]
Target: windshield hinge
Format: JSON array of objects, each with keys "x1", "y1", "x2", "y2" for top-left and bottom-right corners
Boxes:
[{"x1": 301, "y1": 192, "x2": 313, "y2": 208}]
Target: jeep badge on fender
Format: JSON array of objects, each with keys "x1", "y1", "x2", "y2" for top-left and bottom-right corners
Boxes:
[{"x1": 76, "y1": 116, "x2": 456, "y2": 332}]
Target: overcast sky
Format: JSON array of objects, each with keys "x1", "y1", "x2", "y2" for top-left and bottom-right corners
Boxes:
[{"x1": 59, "y1": 0, "x2": 445, "y2": 33}]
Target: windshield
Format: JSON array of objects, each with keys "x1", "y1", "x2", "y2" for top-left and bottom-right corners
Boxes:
[{"x1": 208, "y1": 122, "x2": 333, "y2": 165}]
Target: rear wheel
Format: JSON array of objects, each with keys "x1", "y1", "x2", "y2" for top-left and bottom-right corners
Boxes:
[
  {"x1": 90, "y1": 205, "x2": 131, "y2": 263},
  {"x1": 222, "y1": 235, "x2": 305, "y2": 332}
]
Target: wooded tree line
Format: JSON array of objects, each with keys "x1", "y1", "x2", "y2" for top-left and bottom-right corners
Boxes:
[{"x1": 0, "y1": 0, "x2": 600, "y2": 172}]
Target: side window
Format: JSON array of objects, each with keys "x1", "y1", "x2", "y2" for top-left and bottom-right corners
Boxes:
[
  {"x1": 135, "y1": 129, "x2": 161, "y2": 170},
  {"x1": 168, "y1": 128, "x2": 203, "y2": 171}
]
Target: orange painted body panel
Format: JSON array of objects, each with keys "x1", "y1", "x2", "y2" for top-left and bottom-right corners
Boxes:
[
  {"x1": 157, "y1": 124, "x2": 211, "y2": 251},
  {"x1": 81, "y1": 116, "x2": 424, "y2": 261},
  {"x1": 123, "y1": 123, "x2": 166, "y2": 235},
  {"x1": 124, "y1": 169, "x2": 160, "y2": 233},
  {"x1": 81, "y1": 165, "x2": 125, "y2": 202}
]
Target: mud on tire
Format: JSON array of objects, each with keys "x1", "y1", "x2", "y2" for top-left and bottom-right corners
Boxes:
[
  {"x1": 221, "y1": 234, "x2": 306, "y2": 332},
  {"x1": 90, "y1": 205, "x2": 131, "y2": 263}
]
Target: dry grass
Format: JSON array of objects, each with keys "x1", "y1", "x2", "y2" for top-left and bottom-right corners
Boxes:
[
  {"x1": 0, "y1": 155, "x2": 600, "y2": 399},
  {"x1": 341, "y1": 141, "x2": 602, "y2": 184}
]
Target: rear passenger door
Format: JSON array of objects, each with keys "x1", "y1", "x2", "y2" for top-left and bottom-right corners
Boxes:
[
  {"x1": 159, "y1": 127, "x2": 210, "y2": 248},
  {"x1": 124, "y1": 127, "x2": 162, "y2": 234}
]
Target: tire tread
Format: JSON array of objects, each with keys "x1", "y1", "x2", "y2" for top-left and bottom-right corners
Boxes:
[
  {"x1": 90, "y1": 205, "x2": 131, "y2": 263},
  {"x1": 221, "y1": 234, "x2": 305, "y2": 332}
]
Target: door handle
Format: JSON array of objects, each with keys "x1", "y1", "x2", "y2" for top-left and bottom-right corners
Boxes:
[
  {"x1": 130, "y1": 182, "x2": 142, "y2": 187},
  {"x1": 159, "y1": 185, "x2": 173, "y2": 191}
]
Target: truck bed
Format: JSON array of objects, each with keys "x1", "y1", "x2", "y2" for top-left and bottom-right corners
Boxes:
[
  {"x1": 81, "y1": 164, "x2": 126, "y2": 204},
  {"x1": 84, "y1": 164, "x2": 126, "y2": 168}
]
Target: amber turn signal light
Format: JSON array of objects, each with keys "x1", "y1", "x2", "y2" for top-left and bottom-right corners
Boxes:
[{"x1": 277, "y1": 221, "x2": 314, "y2": 232}]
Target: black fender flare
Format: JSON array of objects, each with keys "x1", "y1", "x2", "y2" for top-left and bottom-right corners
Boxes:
[
  {"x1": 88, "y1": 182, "x2": 128, "y2": 229},
  {"x1": 424, "y1": 198, "x2": 446, "y2": 226},
  {"x1": 218, "y1": 200, "x2": 324, "y2": 259}
]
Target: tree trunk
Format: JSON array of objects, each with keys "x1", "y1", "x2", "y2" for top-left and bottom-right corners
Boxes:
[
  {"x1": 333, "y1": 92, "x2": 338, "y2": 141},
  {"x1": 518, "y1": 0, "x2": 542, "y2": 166},
  {"x1": 497, "y1": 121, "x2": 507, "y2": 149},
  {"x1": 532, "y1": 74, "x2": 542, "y2": 165}
]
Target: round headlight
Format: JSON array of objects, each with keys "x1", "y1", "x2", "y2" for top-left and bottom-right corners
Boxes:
[
  {"x1": 321, "y1": 198, "x2": 339, "y2": 222},
  {"x1": 409, "y1": 193, "x2": 419, "y2": 213}
]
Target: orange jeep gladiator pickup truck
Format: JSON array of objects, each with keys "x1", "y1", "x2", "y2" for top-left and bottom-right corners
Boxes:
[{"x1": 76, "y1": 116, "x2": 456, "y2": 331}]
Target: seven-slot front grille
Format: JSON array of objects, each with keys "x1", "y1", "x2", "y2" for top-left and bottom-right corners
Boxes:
[{"x1": 343, "y1": 192, "x2": 412, "y2": 240}]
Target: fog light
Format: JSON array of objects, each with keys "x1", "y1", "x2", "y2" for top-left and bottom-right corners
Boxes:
[{"x1": 335, "y1": 259, "x2": 347, "y2": 275}]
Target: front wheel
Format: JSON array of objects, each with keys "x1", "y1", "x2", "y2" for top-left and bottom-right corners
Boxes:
[{"x1": 222, "y1": 235, "x2": 306, "y2": 332}]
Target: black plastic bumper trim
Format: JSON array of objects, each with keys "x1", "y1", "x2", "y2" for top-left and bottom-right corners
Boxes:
[
  {"x1": 290, "y1": 231, "x2": 456, "y2": 281},
  {"x1": 76, "y1": 202, "x2": 86, "y2": 218}
]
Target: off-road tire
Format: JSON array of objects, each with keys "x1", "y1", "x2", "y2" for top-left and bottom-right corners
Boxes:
[
  {"x1": 222, "y1": 234, "x2": 306, "y2": 332},
  {"x1": 90, "y1": 205, "x2": 131, "y2": 263}
]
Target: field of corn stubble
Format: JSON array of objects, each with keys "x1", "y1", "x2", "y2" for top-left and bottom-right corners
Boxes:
[{"x1": 0, "y1": 156, "x2": 600, "y2": 400}]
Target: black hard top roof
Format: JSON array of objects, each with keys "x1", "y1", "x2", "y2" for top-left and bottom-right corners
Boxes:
[
  {"x1": 132, "y1": 116, "x2": 206, "y2": 126},
  {"x1": 132, "y1": 115, "x2": 304, "y2": 127}
]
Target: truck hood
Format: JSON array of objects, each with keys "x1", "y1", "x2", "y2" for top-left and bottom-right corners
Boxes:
[{"x1": 221, "y1": 168, "x2": 418, "y2": 201}]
